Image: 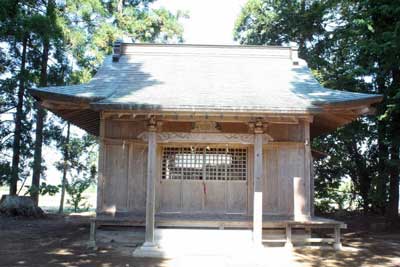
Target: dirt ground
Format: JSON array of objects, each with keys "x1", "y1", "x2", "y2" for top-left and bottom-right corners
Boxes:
[{"x1": 0, "y1": 214, "x2": 399, "y2": 267}]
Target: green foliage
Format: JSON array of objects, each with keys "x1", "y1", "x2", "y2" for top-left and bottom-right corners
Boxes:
[
  {"x1": 54, "y1": 131, "x2": 98, "y2": 175},
  {"x1": 235, "y1": 0, "x2": 400, "y2": 216},
  {"x1": 0, "y1": 163, "x2": 11, "y2": 186},
  {"x1": 0, "y1": 0, "x2": 185, "y2": 196},
  {"x1": 63, "y1": 0, "x2": 186, "y2": 74},
  {"x1": 234, "y1": 0, "x2": 331, "y2": 59},
  {"x1": 25, "y1": 182, "x2": 59, "y2": 197},
  {"x1": 0, "y1": 0, "x2": 69, "y2": 189},
  {"x1": 65, "y1": 163, "x2": 97, "y2": 212},
  {"x1": 313, "y1": 119, "x2": 380, "y2": 211},
  {"x1": 65, "y1": 176, "x2": 94, "y2": 212},
  {"x1": 315, "y1": 178, "x2": 356, "y2": 214}
]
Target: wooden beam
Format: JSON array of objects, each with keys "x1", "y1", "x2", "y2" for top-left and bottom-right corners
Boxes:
[
  {"x1": 57, "y1": 109, "x2": 85, "y2": 119},
  {"x1": 102, "y1": 110, "x2": 313, "y2": 123},
  {"x1": 265, "y1": 141, "x2": 304, "y2": 147},
  {"x1": 266, "y1": 117, "x2": 299, "y2": 124},
  {"x1": 41, "y1": 100, "x2": 89, "y2": 110},
  {"x1": 138, "y1": 131, "x2": 274, "y2": 144},
  {"x1": 102, "y1": 137, "x2": 146, "y2": 145}
]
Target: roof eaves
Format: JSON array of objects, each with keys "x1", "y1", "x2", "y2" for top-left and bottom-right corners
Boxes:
[
  {"x1": 313, "y1": 94, "x2": 383, "y2": 108},
  {"x1": 29, "y1": 88, "x2": 106, "y2": 103},
  {"x1": 89, "y1": 102, "x2": 322, "y2": 114}
]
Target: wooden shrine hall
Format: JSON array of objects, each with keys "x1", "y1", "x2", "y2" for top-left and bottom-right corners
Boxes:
[{"x1": 29, "y1": 42, "x2": 382, "y2": 256}]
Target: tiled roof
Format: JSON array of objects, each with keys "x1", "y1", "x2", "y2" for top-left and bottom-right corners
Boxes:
[{"x1": 30, "y1": 43, "x2": 382, "y2": 114}]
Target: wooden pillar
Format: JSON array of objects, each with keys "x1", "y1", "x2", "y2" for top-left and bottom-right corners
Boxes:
[
  {"x1": 333, "y1": 225, "x2": 342, "y2": 250},
  {"x1": 285, "y1": 224, "x2": 293, "y2": 248},
  {"x1": 292, "y1": 120, "x2": 313, "y2": 221},
  {"x1": 303, "y1": 120, "x2": 311, "y2": 218},
  {"x1": 143, "y1": 117, "x2": 157, "y2": 247},
  {"x1": 293, "y1": 176, "x2": 306, "y2": 221},
  {"x1": 310, "y1": 156, "x2": 315, "y2": 217},
  {"x1": 96, "y1": 114, "x2": 105, "y2": 213},
  {"x1": 253, "y1": 120, "x2": 264, "y2": 245},
  {"x1": 88, "y1": 220, "x2": 97, "y2": 248}
]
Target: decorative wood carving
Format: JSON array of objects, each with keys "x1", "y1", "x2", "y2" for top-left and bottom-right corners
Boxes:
[
  {"x1": 191, "y1": 121, "x2": 221, "y2": 133},
  {"x1": 138, "y1": 131, "x2": 273, "y2": 144},
  {"x1": 251, "y1": 118, "x2": 267, "y2": 134},
  {"x1": 156, "y1": 120, "x2": 163, "y2": 132}
]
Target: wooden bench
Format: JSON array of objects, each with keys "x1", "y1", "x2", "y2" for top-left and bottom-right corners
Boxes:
[{"x1": 282, "y1": 219, "x2": 346, "y2": 250}]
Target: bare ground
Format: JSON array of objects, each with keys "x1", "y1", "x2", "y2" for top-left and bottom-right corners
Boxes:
[{"x1": 0, "y1": 214, "x2": 399, "y2": 267}]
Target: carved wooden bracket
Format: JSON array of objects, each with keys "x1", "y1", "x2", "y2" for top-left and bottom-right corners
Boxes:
[
  {"x1": 147, "y1": 116, "x2": 157, "y2": 132},
  {"x1": 249, "y1": 118, "x2": 267, "y2": 134},
  {"x1": 147, "y1": 116, "x2": 163, "y2": 132}
]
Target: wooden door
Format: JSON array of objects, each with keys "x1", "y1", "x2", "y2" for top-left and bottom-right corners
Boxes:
[{"x1": 158, "y1": 145, "x2": 248, "y2": 215}]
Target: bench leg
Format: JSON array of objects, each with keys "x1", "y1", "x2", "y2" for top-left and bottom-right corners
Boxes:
[
  {"x1": 88, "y1": 220, "x2": 97, "y2": 249},
  {"x1": 305, "y1": 227, "x2": 312, "y2": 246},
  {"x1": 285, "y1": 224, "x2": 293, "y2": 249},
  {"x1": 333, "y1": 225, "x2": 342, "y2": 250}
]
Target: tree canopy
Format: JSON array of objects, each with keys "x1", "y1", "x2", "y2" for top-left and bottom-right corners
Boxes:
[
  {"x1": 0, "y1": 0, "x2": 185, "y2": 209},
  {"x1": 235, "y1": 0, "x2": 399, "y2": 219}
]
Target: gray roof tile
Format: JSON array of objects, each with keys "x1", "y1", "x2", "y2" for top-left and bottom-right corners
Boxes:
[{"x1": 30, "y1": 44, "x2": 382, "y2": 113}]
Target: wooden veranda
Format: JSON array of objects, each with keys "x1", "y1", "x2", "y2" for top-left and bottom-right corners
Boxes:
[{"x1": 89, "y1": 213, "x2": 346, "y2": 249}]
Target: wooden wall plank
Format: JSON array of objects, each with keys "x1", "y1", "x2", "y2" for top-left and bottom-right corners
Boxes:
[
  {"x1": 103, "y1": 143, "x2": 129, "y2": 212},
  {"x1": 263, "y1": 146, "x2": 279, "y2": 214},
  {"x1": 227, "y1": 181, "x2": 247, "y2": 214},
  {"x1": 203, "y1": 181, "x2": 226, "y2": 213},
  {"x1": 263, "y1": 144, "x2": 307, "y2": 216},
  {"x1": 159, "y1": 180, "x2": 181, "y2": 212},
  {"x1": 181, "y1": 181, "x2": 203, "y2": 212},
  {"x1": 100, "y1": 117, "x2": 311, "y2": 218},
  {"x1": 105, "y1": 120, "x2": 146, "y2": 139},
  {"x1": 127, "y1": 143, "x2": 147, "y2": 212},
  {"x1": 266, "y1": 124, "x2": 303, "y2": 141}
]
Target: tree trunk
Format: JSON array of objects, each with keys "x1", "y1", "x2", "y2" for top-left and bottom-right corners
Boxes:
[
  {"x1": 117, "y1": 0, "x2": 123, "y2": 13},
  {"x1": 31, "y1": 38, "x2": 49, "y2": 205},
  {"x1": 376, "y1": 73, "x2": 388, "y2": 214},
  {"x1": 58, "y1": 122, "x2": 70, "y2": 214},
  {"x1": 10, "y1": 36, "x2": 28, "y2": 195},
  {"x1": 387, "y1": 68, "x2": 400, "y2": 219},
  {"x1": 346, "y1": 138, "x2": 371, "y2": 213},
  {"x1": 376, "y1": 122, "x2": 388, "y2": 213},
  {"x1": 387, "y1": 144, "x2": 399, "y2": 219}
]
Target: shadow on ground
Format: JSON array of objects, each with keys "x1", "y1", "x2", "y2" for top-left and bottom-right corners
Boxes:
[
  {"x1": 0, "y1": 214, "x2": 167, "y2": 267},
  {"x1": 293, "y1": 233, "x2": 400, "y2": 267},
  {"x1": 0, "y1": 214, "x2": 399, "y2": 267}
]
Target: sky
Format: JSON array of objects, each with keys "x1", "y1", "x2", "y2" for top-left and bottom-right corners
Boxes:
[{"x1": 152, "y1": 0, "x2": 248, "y2": 44}]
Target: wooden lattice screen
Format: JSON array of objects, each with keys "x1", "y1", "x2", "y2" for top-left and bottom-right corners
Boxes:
[{"x1": 161, "y1": 146, "x2": 247, "y2": 181}]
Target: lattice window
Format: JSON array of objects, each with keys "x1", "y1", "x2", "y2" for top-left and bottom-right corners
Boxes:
[{"x1": 161, "y1": 146, "x2": 247, "y2": 181}]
